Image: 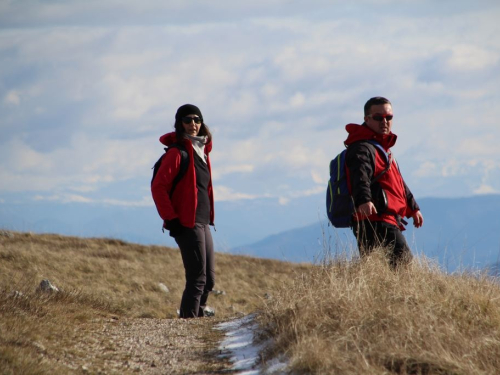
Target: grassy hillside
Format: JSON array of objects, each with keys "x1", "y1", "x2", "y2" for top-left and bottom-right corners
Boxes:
[
  {"x1": 259, "y1": 250, "x2": 500, "y2": 374},
  {"x1": 4, "y1": 230, "x2": 500, "y2": 374},
  {"x1": 0, "y1": 230, "x2": 311, "y2": 374}
]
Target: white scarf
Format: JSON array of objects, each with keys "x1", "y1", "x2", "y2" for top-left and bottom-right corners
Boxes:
[{"x1": 185, "y1": 134, "x2": 207, "y2": 163}]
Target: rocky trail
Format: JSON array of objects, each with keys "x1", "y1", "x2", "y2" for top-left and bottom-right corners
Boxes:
[
  {"x1": 1, "y1": 232, "x2": 303, "y2": 374},
  {"x1": 50, "y1": 315, "x2": 247, "y2": 374}
]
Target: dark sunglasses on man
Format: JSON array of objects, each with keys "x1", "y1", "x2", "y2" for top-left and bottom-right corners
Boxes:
[{"x1": 368, "y1": 114, "x2": 393, "y2": 121}]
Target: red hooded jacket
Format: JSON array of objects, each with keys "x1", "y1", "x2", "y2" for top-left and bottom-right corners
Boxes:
[
  {"x1": 344, "y1": 123, "x2": 419, "y2": 229},
  {"x1": 151, "y1": 132, "x2": 214, "y2": 228}
]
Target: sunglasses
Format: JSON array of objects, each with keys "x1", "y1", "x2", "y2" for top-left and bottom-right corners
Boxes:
[
  {"x1": 368, "y1": 114, "x2": 393, "y2": 121},
  {"x1": 182, "y1": 116, "x2": 202, "y2": 124}
]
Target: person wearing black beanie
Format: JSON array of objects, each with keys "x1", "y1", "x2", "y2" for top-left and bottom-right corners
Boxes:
[
  {"x1": 152, "y1": 104, "x2": 215, "y2": 318},
  {"x1": 175, "y1": 104, "x2": 203, "y2": 122}
]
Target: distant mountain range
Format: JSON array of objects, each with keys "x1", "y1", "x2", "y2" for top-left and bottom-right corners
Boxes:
[
  {"x1": 233, "y1": 195, "x2": 500, "y2": 272},
  {"x1": 1, "y1": 194, "x2": 499, "y2": 272}
]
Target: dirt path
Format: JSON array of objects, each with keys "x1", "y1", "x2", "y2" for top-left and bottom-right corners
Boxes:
[{"x1": 50, "y1": 316, "x2": 237, "y2": 374}]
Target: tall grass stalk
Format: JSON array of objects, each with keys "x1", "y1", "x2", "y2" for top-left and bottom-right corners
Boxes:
[{"x1": 259, "y1": 250, "x2": 500, "y2": 374}]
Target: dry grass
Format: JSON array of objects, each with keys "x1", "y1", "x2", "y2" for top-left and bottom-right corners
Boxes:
[
  {"x1": 7, "y1": 230, "x2": 499, "y2": 374},
  {"x1": 259, "y1": 249, "x2": 500, "y2": 375},
  {"x1": 0, "y1": 230, "x2": 311, "y2": 374}
]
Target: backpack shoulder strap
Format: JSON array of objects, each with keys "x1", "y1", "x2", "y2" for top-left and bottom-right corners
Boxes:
[
  {"x1": 151, "y1": 143, "x2": 190, "y2": 196},
  {"x1": 355, "y1": 140, "x2": 393, "y2": 183},
  {"x1": 364, "y1": 140, "x2": 391, "y2": 164},
  {"x1": 167, "y1": 143, "x2": 189, "y2": 198}
]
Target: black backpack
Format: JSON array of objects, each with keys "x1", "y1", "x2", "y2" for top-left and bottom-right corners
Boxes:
[
  {"x1": 151, "y1": 144, "x2": 189, "y2": 198},
  {"x1": 326, "y1": 140, "x2": 392, "y2": 228}
]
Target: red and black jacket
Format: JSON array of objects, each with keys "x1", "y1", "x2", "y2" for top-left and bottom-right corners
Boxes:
[
  {"x1": 344, "y1": 123, "x2": 419, "y2": 229},
  {"x1": 151, "y1": 132, "x2": 214, "y2": 228}
]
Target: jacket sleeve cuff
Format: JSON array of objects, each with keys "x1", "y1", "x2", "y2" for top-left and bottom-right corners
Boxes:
[
  {"x1": 405, "y1": 208, "x2": 419, "y2": 218},
  {"x1": 163, "y1": 217, "x2": 179, "y2": 229},
  {"x1": 354, "y1": 195, "x2": 372, "y2": 208}
]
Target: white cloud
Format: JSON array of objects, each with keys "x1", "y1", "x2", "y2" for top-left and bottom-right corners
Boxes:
[
  {"x1": 441, "y1": 160, "x2": 465, "y2": 178},
  {"x1": 0, "y1": 137, "x2": 54, "y2": 173},
  {"x1": 212, "y1": 164, "x2": 255, "y2": 180},
  {"x1": 0, "y1": 134, "x2": 157, "y2": 193},
  {"x1": 68, "y1": 185, "x2": 99, "y2": 193},
  {"x1": 33, "y1": 194, "x2": 93, "y2": 204},
  {"x1": 288, "y1": 186, "x2": 325, "y2": 199},
  {"x1": 102, "y1": 196, "x2": 153, "y2": 207},
  {"x1": 4, "y1": 91, "x2": 20, "y2": 105},
  {"x1": 0, "y1": 1, "x2": 338, "y2": 28},
  {"x1": 277, "y1": 185, "x2": 325, "y2": 206},
  {"x1": 104, "y1": 74, "x2": 162, "y2": 120},
  {"x1": 447, "y1": 44, "x2": 499, "y2": 71},
  {"x1": 414, "y1": 161, "x2": 439, "y2": 178},
  {"x1": 261, "y1": 83, "x2": 280, "y2": 99},
  {"x1": 289, "y1": 92, "x2": 306, "y2": 107},
  {"x1": 100, "y1": 48, "x2": 240, "y2": 121},
  {"x1": 32, "y1": 193, "x2": 154, "y2": 206},
  {"x1": 411, "y1": 158, "x2": 500, "y2": 181},
  {"x1": 278, "y1": 197, "x2": 289, "y2": 205},
  {"x1": 457, "y1": 137, "x2": 500, "y2": 157},
  {"x1": 473, "y1": 185, "x2": 498, "y2": 195},
  {"x1": 311, "y1": 170, "x2": 325, "y2": 185},
  {"x1": 1, "y1": 1, "x2": 499, "y2": 206},
  {"x1": 214, "y1": 186, "x2": 262, "y2": 202}
]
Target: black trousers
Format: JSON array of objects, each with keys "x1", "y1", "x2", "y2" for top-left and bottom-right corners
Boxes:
[
  {"x1": 352, "y1": 220, "x2": 412, "y2": 268},
  {"x1": 175, "y1": 223, "x2": 215, "y2": 318}
]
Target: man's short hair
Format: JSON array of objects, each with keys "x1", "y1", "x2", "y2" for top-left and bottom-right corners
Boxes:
[{"x1": 364, "y1": 97, "x2": 392, "y2": 116}]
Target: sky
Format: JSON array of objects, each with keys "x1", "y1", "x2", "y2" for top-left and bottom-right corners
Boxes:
[{"x1": 1, "y1": 1, "x2": 500, "y2": 221}]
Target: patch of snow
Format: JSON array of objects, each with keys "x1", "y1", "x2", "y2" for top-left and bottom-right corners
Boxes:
[
  {"x1": 265, "y1": 358, "x2": 288, "y2": 373},
  {"x1": 216, "y1": 314, "x2": 261, "y2": 373},
  {"x1": 216, "y1": 314, "x2": 288, "y2": 374}
]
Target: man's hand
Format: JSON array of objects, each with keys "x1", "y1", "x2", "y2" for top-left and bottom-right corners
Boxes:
[
  {"x1": 412, "y1": 210, "x2": 424, "y2": 228},
  {"x1": 357, "y1": 202, "x2": 378, "y2": 216}
]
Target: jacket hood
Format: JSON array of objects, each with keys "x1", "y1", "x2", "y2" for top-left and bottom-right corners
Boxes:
[
  {"x1": 344, "y1": 123, "x2": 397, "y2": 150},
  {"x1": 159, "y1": 132, "x2": 177, "y2": 146},
  {"x1": 159, "y1": 131, "x2": 213, "y2": 154}
]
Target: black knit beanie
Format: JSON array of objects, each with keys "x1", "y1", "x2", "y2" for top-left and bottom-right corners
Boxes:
[{"x1": 175, "y1": 104, "x2": 203, "y2": 122}]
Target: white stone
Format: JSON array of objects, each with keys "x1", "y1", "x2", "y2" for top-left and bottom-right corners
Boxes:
[
  {"x1": 158, "y1": 283, "x2": 169, "y2": 293},
  {"x1": 211, "y1": 289, "x2": 226, "y2": 296}
]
